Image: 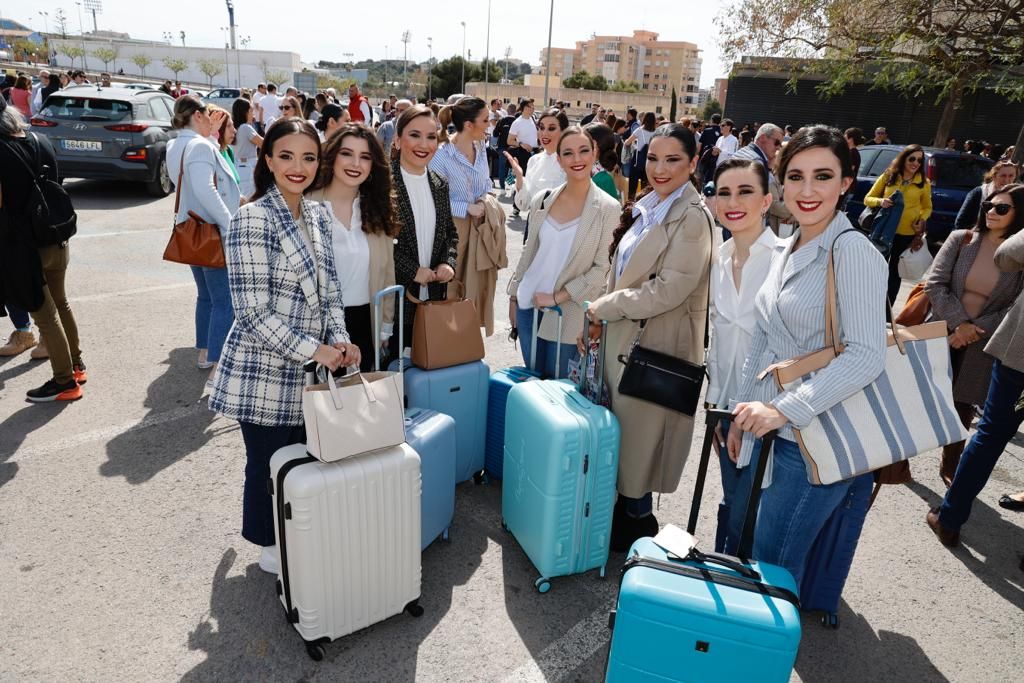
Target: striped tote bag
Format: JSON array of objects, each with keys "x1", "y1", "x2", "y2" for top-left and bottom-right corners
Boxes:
[{"x1": 758, "y1": 232, "x2": 969, "y2": 485}]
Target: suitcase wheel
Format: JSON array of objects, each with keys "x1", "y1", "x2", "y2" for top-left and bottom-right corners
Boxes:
[
  {"x1": 442, "y1": 528, "x2": 450, "y2": 542},
  {"x1": 473, "y1": 470, "x2": 486, "y2": 485},
  {"x1": 599, "y1": 564, "x2": 606, "y2": 579},
  {"x1": 535, "y1": 577, "x2": 551, "y2": 594},
  {"x1": 306, "y1": 642, "x2": 326, "y2": 661},
  {"x1": 404, "y1": 599, "x2": 425, "y2": 618},
  {"x1": 822, "y1": 613, "x2": 839, "y2": 629}
]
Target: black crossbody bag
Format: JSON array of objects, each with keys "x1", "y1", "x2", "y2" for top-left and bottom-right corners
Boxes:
[{"x1": 616, "y1": 203, "x2": 713, "y2": 416}]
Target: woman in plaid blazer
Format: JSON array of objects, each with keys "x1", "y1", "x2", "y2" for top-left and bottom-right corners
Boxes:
[{"x1": 209, "y1": 119, "x2": 361, "y2": 574}]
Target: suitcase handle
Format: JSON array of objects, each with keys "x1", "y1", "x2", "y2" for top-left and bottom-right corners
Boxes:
[
  {"x1": 529, "y1": 305, "x2": 564, "y2": 378},
  {"x1": 373, "y1": 285, "x2": 406, "y2": 376},
  {"x1": 687, "y1": 408, "x2": 775, "y2": 563},
  {"x1": 684, "y1": 547, "x2": 760, "y2": 581}
]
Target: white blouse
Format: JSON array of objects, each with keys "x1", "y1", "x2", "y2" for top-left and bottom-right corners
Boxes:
[
  {"x1": 516, "y1": 215, "x2": 580, "y2": 308},
  {"x1": 513, "y1": 151, "x2": 566, "y2": 212},
  {"x1": 401, "y1": 168, "x2": 436, "y2": 300},
  {"x1": 326, "y1": 197, "x2": 371, "y2": 307}
]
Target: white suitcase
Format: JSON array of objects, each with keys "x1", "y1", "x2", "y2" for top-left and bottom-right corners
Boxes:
[{"x1": 270, "y1": 442, "x2": 424, "y2": 660}]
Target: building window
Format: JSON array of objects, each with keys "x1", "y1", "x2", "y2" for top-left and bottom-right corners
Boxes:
[
  {"x1": 685, "y1": 96, "x2": 694, "y2": 104},
  {"x1": 655, "y1": 106, "x2": 663, "y2": 114}
]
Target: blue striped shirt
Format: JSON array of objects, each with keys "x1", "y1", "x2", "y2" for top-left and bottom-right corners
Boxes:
[
  {"x1": 428, "y1": 141, "x2": 492, "y2": 218},
  {"x1": 734, "y1": 211, "x2": 888, "y2": 471},
  {"x1": 615, "y1": 183, "x2": 690, "y2": 278}
]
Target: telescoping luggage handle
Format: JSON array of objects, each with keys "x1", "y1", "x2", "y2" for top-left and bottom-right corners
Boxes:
[
  {"x1": 528, "y1": 305, "x2": 565, "y2": 378},
  {"x1": 373, "y1": 285, "x2": 406, "y2": 374},
  {"x1": 580, "y1": 301, "x2": 609, "y2": 406}
]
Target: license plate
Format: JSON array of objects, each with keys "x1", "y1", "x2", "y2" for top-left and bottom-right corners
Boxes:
[{"x1": 62, "y1": 139, "x2": 102, "y2": 151}]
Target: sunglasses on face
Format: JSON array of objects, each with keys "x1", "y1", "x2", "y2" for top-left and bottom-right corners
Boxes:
[
  {"x1": 982, "y1": 201, "x2": 1012, "y2": 216},
  {"x1": 280, "y1": 105, "x2": 293, "y2": 111},
  {"x1": 907, "y1": 156, "x2": 922, "y2": 163}
]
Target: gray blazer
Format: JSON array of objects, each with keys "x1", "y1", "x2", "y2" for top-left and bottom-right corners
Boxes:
[
  {"x1": 167, "y1": 129, "x2": 241, "y2": 233},
  {"x1": 984, "y1": 229, "x2": 1024, "y2": 373}
]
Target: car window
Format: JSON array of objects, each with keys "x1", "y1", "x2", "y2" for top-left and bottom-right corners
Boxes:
[
  {"x1": 42, "y1": 96, "x2": 132, "y2": 122},
  {"x1": 208, "y1": 89, "x2": 224, "y2": 98},
  {"x1": 857, "y1": 149, "x2": 879, "y2": 176},
  {"x1": 147, "y1": 97, "x2": 172, "y2": 123},
  {"x1": 867, "y1": 150, "x2": 898, "y2": 177},
  {"x1": 932, "y1": 156, "x2": 993, "y2": 190}
]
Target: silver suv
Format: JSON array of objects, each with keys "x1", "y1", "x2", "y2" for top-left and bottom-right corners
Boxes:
[{"x1": 30, "y1": 86, "x2": 178, "y2": 196}]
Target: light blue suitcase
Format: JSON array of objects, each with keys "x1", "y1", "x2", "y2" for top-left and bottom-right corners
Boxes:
[
  {"x1": 501, "y1": 311, "x2": 619, "y2": 593},
  {"x1": 405, "y1": 406, "x2": 457, "y2": 550},
  {"x1": 604, "y1": 410, "x2": 801, "y2": 682}
]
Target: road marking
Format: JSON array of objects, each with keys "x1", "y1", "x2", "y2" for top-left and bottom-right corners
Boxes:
[
  {"x1": 502, "y1": 607, "x2": 610, "y2": 682},
  {"x1": 70, "y1": 282, "x2": 193, "y2": 303},
  {"x1": 76, "y1": 228, "x2": 169, "y2": 239}
]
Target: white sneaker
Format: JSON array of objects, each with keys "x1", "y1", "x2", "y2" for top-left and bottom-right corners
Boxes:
[{"x1": 258, "y1": 545, "x2": 279, "y2": 575}]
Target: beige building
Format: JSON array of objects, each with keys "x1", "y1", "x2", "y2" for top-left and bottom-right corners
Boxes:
[{"x1": 539, "y1": 30, "x2": 703, "y2": 116}]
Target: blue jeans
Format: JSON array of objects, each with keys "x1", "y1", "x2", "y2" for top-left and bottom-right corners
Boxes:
[
  {"x1": 939, "y1": 360, "x2": 1024, "y2": 531},
  {"x1": 515, "y1": 306, "x2": 577, "y2": 379},
  {"x1": 3, "y1": 304, "x2": 31, "y2": 330},
  {"x1": 716, "y1": 419, "x2": 761, "y2": 555},
  {"x1": 191, "y1": 265, "x2": 234, "y2": 363},
  {"x1": 753, "y1": 437, "x2": 870, "y2": 585},
  {"x1": 239, "y1": 421, "x2": 305, "y2": 547}
]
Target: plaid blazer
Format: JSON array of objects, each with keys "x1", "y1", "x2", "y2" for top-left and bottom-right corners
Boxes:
[
  {"x1": 391, "y1": 158, "x2": 459, "y2": 337},
  {"x1": 209, "y1": 185, "x2": 349, "y2": 426}
]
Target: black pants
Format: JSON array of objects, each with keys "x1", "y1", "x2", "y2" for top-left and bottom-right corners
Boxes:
[
  {"x1": 344, "y1": 304, "x2": 376, "y2": 372},
  {"x1": 239, "y1": 422, "x2": 305, "y2": 547},
  {"x1": 887, "y1": 233, "x2": 916, "y2": 306}
]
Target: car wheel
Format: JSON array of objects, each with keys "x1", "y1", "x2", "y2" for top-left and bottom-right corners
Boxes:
[{"x1": 147, "y1": 155, "x2": 172, "y2": 197}]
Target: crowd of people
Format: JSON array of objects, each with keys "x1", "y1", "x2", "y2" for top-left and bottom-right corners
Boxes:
[{"x1": 2, "y1": 72, "x2": 1023, "y2": 585}]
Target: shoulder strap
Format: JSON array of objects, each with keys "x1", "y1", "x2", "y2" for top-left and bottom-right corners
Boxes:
[
  {"x1": 699, "y1": 201, "x2": 714, "y2": 351},
  {"x1": 173, "y1": 139, "x2": 193, "y2": 215}
]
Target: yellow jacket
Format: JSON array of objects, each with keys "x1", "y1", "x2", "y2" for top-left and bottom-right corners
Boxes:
[{"x1": 863, "y1": 172, "x2": 933, "y2": 236}]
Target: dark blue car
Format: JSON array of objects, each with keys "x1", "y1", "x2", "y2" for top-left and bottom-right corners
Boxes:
[{"x1": 845, "y1": 145, "x2": 993, "y2": 250}]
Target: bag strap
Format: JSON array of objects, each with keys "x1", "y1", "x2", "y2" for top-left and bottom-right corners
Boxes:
[
  {"x1": 172, "y1": 138, "x2": 219, "y2": 215},
  {"x1": 405, "y1": 278, "x2": 465, "y2": 304}
]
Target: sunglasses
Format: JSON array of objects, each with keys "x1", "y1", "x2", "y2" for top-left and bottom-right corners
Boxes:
[
  {"x1": 280, "y1": 105, "x2": 294, "y2": 111},
  {"x1": 907, "y1": 156, "x2": 922, "y2": 163},
  {"x1": 982, "y1": 201, "x2": 1012, "y2": 216}
]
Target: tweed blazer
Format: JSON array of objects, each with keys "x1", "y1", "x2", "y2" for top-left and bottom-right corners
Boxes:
[
  {"x1": 925, "y1": 229, "x2": 1024, "y2": 403},
  {"x1": 507, "y1": 182, "x2": 620, "y2": 344},
  {"x1": 391, "y1": 158, "x2": 459, "y2": 337},
  {"x1": 985, "y1": 228, "x2": 1024, "y2": 373},
  {"x1": 209, "y1": 185, "x2": 349, "y2": 426}
]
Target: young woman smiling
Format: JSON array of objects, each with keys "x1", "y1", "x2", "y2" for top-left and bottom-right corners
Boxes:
[
  {"x1": 583, "y1": 123, "x2": 714, "y2": 552},
  {"x1": 726, "y1": 125, "x2": 887, "y2": 585},
  {"x1": 390, "y1": 105, "x2": 459, "y2": 357},
  {"x1": 507, "y1": 107, "x2": 570, "y2": 216},
  {"x1": 308, "y1": 123, "x2": 398, "y2": 371},
  {"x1": 209, "y1": 119, "x2": 361, "y2": 575},
  {"x1": 707, "y1": 158, "x2": 783, "y2": 554},
  {"x1": 506, "y1": 126, "x2": 620, "y2": 378}
]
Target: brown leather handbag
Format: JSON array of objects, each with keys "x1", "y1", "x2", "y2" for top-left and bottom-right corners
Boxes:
[
  {"x1": 894, "y1": 282, "x2": 930, "y2": 326},
  {"x1": 409, "y1": 280, "x2": 485, "y2": 370},
  {"x1": 162, "y1": 141, "x2": 226, "y2": 269}
]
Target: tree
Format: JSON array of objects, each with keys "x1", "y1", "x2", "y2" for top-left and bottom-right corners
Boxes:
[
  {"x1": 92, "y1": 46, "x2": 118, "y2": 73},
  {"x1": 701, "y1": 99, "x2": 723, "y2": 120},
  {"x1": 610, "y1": 80, "x2": 641, "y2": 93},
  {"x1": 670, "y1": 87, "x2": 678, "y2": 122},
  {"x1": 162, "y1": 57, "x2": 189, "y2": 82},
  {"x1": 62, "y1": 45, "x2": 85, "y2": 69},
  {"x1": 563, "y1": 70, "x2": 609, "y2": 91},
  {"x1": 265, "y1": 71, "x2": 290, "y2": 88},
  {"x1": 131, "y1": 54, "x2": 152, "y2": 79},
  {"x1": 316, "y1": 74, "x2": 355, "y2": 93},
  {"x1": 196, "y1": 59, "x2": 225, "y2": 88},
  {"x1": 428, "y1": 56, "x2": 469, "y2": 99},
  {"x1": 717, "y1": 0, "x2": 1024, "y2": 147}
]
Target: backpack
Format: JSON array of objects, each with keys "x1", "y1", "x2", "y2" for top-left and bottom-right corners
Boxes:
[
  {"x1": 495, "y1": 116, "x2": 515, "y2": 149},
  {"x1": 6, "y1": 134, "x2": 77, "y2": 247}
]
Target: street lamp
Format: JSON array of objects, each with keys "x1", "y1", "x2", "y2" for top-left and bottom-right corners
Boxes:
[
  {"x1": 385, "y1": 45, "x2": 389, "y2": 88},
  {"x1": 483, "y1": 0, "x2": 491, "y2": 100},
  {"x1": 543, "y1": 0, "x2": 554, "y2": 108},
  {"x1": 220, "y1": 27, "x2": 230, "y2": 87},
  {"x1": 73, "y1": 2, "x2": 87, "y2": 70},
  {"x1": 38, "y1": 11, "x2": 49, "y2": 36},
  {"x1": 427, "y1": 37, "x2": 433, "y2": 102},
  {"x1": 460, "y1": 22, "x2": 466, "y2": 93}
]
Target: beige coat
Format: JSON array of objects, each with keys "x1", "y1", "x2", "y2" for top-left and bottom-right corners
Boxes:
[
  {"x1": 506, "y1": 183, "x2": 621, "y2": 344},
  {"x1": 451, "y1": 194, "x2": 507, "y2": 336},
  {"x1": 589, "y1": 183, "x2": 714, "y2": 498}
]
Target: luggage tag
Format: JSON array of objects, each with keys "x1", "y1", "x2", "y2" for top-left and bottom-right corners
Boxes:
[{"x1": 652, "y1": 524, "x2": 698, "y2": 560}]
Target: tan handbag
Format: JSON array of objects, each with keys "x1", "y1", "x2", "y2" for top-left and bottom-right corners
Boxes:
[
  {"x1": 302, "y1": 369, "x2": 406, "y2": 462},
  {"x1": 162, "y1": 140, "x2": 226, "y2": 269},
  {"x1": 409, "y1": 280, "x2": 485, "y2": 370}
]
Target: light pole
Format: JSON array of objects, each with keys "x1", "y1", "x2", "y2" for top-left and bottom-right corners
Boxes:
[
  {"x1": 426, "y1": 37, "x2": 432, "y2": 102},
  {"x1": 38, "y1": 11, "x2": 49, "y2": 35},
  {"x1": 483, "y1": 0, "x2": 491, "y2": 100},
  {"x1": 503, "y1": 46, "x2": 511, "y2": 82},
  {"x1": 385, "y1": 45, "x2": 389, "y2": 89},
  {"x1": 460, "y1": 21, "x2": 466, "y2": 93},
  {"x1": 543, "y1": 0, "x2": 554, "y2": 108},
  {"x1": 73, "y1": 2, "x2": 87, "y2": 70},
  {"x1": 225, "y1": 0, "x2": 238, "y2": 87},
  {"x1": 401, "y1": 30, "x2": 410, "y2": 97},
  {"x1": 220, "y1": 27, "x2": 230, "y2": 87}
]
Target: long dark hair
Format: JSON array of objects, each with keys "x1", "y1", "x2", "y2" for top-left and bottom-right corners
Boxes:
[
  {"x1": 231, "y1": 97, "x2": 251, "y2": 131},
  {"x1": 976, "y1": 183, "x2": 1024, "y2": 239},
  {"x1": 885, "y1": 144, "x2": 926, "y2": 188},
  {"x1": 584, "y1": 122, "x2": 617, "y2": 172},
  {"x1": 609, "y1": 123, "x2": 697, "y2": 261},
  {"x1": 171, "y1": 95, "x2": 205, "y2": 130},
  {"x1": 251, "y1": 119, "x2": 322, "y2": 202},
  {"x1": 449, "y1": 96, "x2": 486, "y2": 131},
  {"x1": 311, "y1": 123, "x2": 397, "y2": 237},
  {"x1": 777, "y1": 124, "x2": 853, "y2": 209}
]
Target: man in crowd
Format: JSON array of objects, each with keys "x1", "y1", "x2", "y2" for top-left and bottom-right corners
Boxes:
[
  {"x1": 347, "y1": 83, "x2": 372, "y2": 124},
  {"x1": 732, "y1": 122, "x2": 784, "y2": 169},
  {"x1": 864, "y1": 126, "x2": 891, "y2": 145},
  {"x1": 713, "y1": 118, "x2": 739, "y2": 166},
  {"x1": 494, "y1": 102, "x2": 518, "y2": 188},
  {"x1": 100, "y1": 73, "x2": 112, "y2": 88},
  {"x1": 30, "y1": 70, "x2": 49, "y2": 115},
  {"x1": 507, "y1": 99, "x2": 538, "y2": 217},
  {"x1": 252, "y1": 83, "x2": 267, "y2": 133},
  {"x1": 376, "y1": 98, "x2": 412, "y2": 152},
  {"x1": 581, "y1": 103, "x2": 600, "y2": 126},
  {"x1": 260, "y1": 83, "x2": 281, "y2": 130},
  {"x1": 71, "y1": 71, "x2": 88, "y2": 85}
]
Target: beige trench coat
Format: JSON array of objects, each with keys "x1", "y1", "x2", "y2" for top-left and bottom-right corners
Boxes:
[
  {"x1": 589, "y1": 183, "x2": 714, "y2": 498},
  {"x1": 451, "y1": 194, "x2": 508, "y2": 336}
]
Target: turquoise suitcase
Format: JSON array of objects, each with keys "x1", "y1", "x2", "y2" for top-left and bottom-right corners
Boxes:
[
  {"x1": 501, "y1": 316, "x2": 619, "y2": 593},
  {"x1": 604, "y1": 411, "x2": 801, "y2": 682}
]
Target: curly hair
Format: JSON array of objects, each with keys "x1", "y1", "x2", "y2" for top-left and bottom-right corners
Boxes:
[{"x1": 311, "y1": 123, "x2": 397, "y2": 237}]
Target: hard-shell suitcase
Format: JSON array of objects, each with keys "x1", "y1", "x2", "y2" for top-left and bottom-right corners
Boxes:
[
  {"x1": 604, "y1": 409, "x2": 801, "y2": 683},
  {"x1": 800, "y1": 469, "x2": 873, "y2": 628},
  {"x1": 375, "y1": 286, "x2": 458, "y2": 550},
  {"x1": 270, "y1": 443, "x2": 424, "y2": 661},
  {"x1": 485, "y1": 307, "x2": 564, "y2": 480},
  {"x1": 501, "y1": 309, "x2": 619, "y2": 593}
]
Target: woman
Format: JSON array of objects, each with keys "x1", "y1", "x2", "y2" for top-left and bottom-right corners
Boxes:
[
  {"x1": 40, "y1": 73, "x2": 62, "y2": 108},
  {"x1": 927, "y1": 184, "x2": 1024, "y2": 546},
  {"x1": 166, "y1": 96, "x2": 241, "y2": 385},
  {"x1": 308, "y1": 123, "x2": 398, "y2": 371},
  {"x1": 9, "y1": 76, "x2": 31, "y2": 117},
  {"x1": 726, "y1": 125, "x2": 887, "y2": 585},
  {"x1": 390, "y1": 104, "x2": 458, "y2": 356},
  {"x1": 584, "y1": 122, "x2": 620, "y2": 202},
  {"x1": 58, "y1": 72, "x2": 71, "y2": 89},
  {"x1": 862, "y1": 144, "x2": 933, "y2": 304},
  {"x1": 209, "y1": 119, "x2": 361, "y2": 574},
  {"x1": 707, "y1": 158, "x2": 782, "y2": 554},
  {"x1": 624, "y1": 112, "x2": 657, "y2": 201},
  {"x1": 507, "y1": 107, "x2": 569, "y2": 215},
  {"x1": 315, "y1": 103, "x2": 349, "y2": 143},
  {"x1": 955, "y1": 160, "x2": 1019, "y2": 231},
  {"x1": 507, "y1": 126, "x2": 619, "y2": 378},
  {"x1": 210, "y1": 105, "x2": 240, "y2": 185},
  {"x1": 925, "y1": 185, "x2": 1024, "y2": 486},
  {"x1": 231, "y1": 98, "x2": 263, "y2": 198},
  {"x1": 583, "y1": 123, "x2": 714, "y2": 552}
]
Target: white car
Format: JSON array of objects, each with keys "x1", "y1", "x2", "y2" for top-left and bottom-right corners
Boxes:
[{"x1": 203, "y1": 88, "x2": 242, "y2": 111}]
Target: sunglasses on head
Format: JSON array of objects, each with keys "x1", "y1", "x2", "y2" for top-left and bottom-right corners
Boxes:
[{"x1": 982, "y1": 201, "x2": 1012, "y2": 216}]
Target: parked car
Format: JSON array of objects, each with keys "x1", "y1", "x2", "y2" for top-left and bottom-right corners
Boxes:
[
  {"x1": 845, "y1": 145, "x2": 994, "y2": 249},
  {"x1": 30, "y1": 86, "x2": 178, "y2": 196},
  {"x1": 119, "y1": 83, "x2": 158, "y2": 91},
  {"x1": 203, "y1": 88, "x2": 241, "y2": 110}
]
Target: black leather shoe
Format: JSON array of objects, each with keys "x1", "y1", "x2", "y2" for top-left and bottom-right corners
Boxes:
[{"x1": 998, "y1": 494, "x2": 1024, "y2": 511}]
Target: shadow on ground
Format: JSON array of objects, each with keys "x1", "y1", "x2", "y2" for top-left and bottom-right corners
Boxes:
[
  {"x1": 0, "y1": 401, "x2": 72, "y2": 490},
  {"x1": 63, "y1": 179, "x2": 168, "y2": 210}
]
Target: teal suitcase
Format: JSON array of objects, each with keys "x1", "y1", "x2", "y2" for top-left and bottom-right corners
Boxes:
[{"x1": 605, "y1": 410, "x2": 801, "y2": 682}]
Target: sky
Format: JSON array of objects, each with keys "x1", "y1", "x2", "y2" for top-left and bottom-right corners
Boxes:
[{"x1": 16, "y1": 1, "x2": 730, "y2": 87}]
